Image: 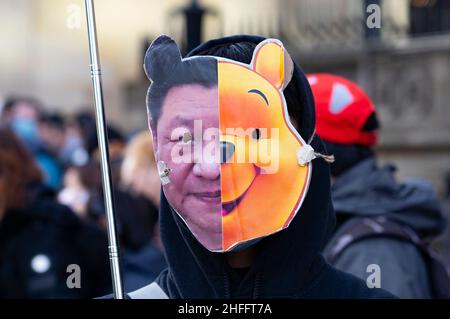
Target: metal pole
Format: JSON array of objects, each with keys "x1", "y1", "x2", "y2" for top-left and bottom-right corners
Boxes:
[{"x1": 84, "y1": 0, "x2": 124, "y2": 299}]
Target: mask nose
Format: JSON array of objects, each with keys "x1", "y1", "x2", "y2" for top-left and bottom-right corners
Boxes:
[{"x1": 220, "y1": 141, "x2": 235, "y2": 163}]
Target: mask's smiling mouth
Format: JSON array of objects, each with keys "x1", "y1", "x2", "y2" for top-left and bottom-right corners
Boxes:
[{"x1": 221, "y1": 166, "x2": 260, "y2": 216}]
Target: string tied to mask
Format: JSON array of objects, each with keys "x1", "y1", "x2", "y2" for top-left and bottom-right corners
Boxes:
[{"x1": 296, "y1": 133, "x2": 335, "y2": 166}]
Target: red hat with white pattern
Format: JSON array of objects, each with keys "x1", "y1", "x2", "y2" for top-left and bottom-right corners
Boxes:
[{"x1": 307, "y1": 73, "x2": 378, "y2": 146}]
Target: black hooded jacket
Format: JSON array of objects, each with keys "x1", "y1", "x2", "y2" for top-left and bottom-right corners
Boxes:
[
  {"x1": 0, "y1": 182, "x2": 111, "y2": 298},
  {"x1": 132, "y1": 35, "x2": 395, "y2": 299}
]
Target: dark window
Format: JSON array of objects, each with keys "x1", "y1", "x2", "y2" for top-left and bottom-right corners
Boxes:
[{"x1": 410, "y1": 0, "x2": 450, "y2": 35}]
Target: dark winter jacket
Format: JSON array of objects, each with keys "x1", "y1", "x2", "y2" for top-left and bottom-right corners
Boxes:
[
  {"x1": 0, "y1": 183, "x2": 111, "y2": 298},
  {"x1": 324, "y1": 157, "x2": 446, "y2": 298}
]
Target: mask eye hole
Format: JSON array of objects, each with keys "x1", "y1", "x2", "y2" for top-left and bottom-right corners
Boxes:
[
  {"x1": 182, "y1": 131, "x2": 192, "y2": 143},
  {"x1": 171, "y1": 130, "x2": 192, "y2": 143},
  {"x1": 252, "y1": 128, "x2": 261, "y2": 140}
]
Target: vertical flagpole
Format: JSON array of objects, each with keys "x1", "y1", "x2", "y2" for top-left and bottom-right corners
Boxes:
[{"x1": 84, "y1": 0, "x2": 124, "y2": 299}]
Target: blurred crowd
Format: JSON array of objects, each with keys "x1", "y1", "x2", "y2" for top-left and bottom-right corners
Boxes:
[{"x1": 0, "y1": 97, "x2": 166, "y2": 298}]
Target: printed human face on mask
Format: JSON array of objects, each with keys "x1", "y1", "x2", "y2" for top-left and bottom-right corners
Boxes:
[{"x1": 144, "y1": 35, "x2": 312, "y2": 252}]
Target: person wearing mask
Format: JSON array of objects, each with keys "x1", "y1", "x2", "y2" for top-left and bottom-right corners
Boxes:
[
  {"x1": 1, "y1": 98, "x2": 62, "y2": 190},
  {"x1": 121, "y1": 35, "x2": 394, "y2": 299}
]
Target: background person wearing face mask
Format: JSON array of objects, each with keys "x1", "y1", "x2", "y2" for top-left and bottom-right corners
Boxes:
[
  {"x1": 1, "y1": 97, "x2": 42, "y2": 152},
  {"x1": 125, "y1": 35, "x2": 395, "y2": 299},
  {"x1": 309, "y1": 74, "x2": 448, "y2": 298},
  {"x1": 1, "y1": 97, "x2": 63, "y2": 190}
]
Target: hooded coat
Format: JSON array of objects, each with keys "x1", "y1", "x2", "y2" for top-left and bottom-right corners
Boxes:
[
  {"x1": 323, "y1": 157, "x2": 446, "y2": 298},
  {"x1": 129, "y1": 35, "x2": 395, "y2": 299}
]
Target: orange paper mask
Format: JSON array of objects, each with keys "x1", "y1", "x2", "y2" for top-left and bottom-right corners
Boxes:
[{"x1": 144, "y1": 35, "x2": 311, "y2": 252}]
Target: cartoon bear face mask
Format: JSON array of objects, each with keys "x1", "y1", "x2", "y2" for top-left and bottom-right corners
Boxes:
[{"x1": 144, "y1": 35, "x2": 312, "y2": 252}]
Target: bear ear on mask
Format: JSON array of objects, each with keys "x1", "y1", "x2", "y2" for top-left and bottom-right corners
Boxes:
[
  {"x1": 144, "y1": 35, "x2": 182, "y2": 83},
  {"x1": 251, "y1": 39, "x2": 294, "y2": 90}
]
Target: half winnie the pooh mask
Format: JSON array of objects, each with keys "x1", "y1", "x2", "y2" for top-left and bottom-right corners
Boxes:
[{"x1": 144, "y1": 35, "x2": 314, "y2": 252}]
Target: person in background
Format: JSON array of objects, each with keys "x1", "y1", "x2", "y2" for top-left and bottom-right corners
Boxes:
[
  {"x1": 1, "y1": 97, "x2": 42, "y2": 152},
  {"x1": 59, "y1": 115, "x2": 89, "y2": 168},
  {"x1": 58, "y1": 166, "x2": 90, "y2": 219},
  {"x1": 36, "y1": 112, "x2": 65, "y2": 189},
  {"x1": 81, "y1": 125, "x2": 126, "y2": 226},
  {"x1": 74, "y1": 126, "x2": 165, "y2": 291},
  {"x1": 72, "y1": 111, "x2": 97, "y2": 155},
  {"x1": 308, "y1": 73, "x2": 447, "y2": 298},
  {"x1": 0, "y1": 98, "x2": 62, "y2": 190},
  {"x1": 118, "y1": 131, "x2": 166, "y2": 291},
  {"x1": 120, "y1": 130, "x2": 163, "y2": 248},
  {"x1": 121, "y1": 131, "x2": 161, "y2": 210},
  {"x1": 56, "y1": 112, "x2": 94, "y2": 218},
  {"x1": 38, "y1": 113, "x2": 66, "y2": 160},
  {"x1": 0, "y1": 127, "x2": 111, "y2": 298}
]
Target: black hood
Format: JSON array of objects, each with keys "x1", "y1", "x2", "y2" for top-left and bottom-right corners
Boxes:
[
  {"x1": 332, "y1": 157, "x2": 446, "y2": 239},
  {"x1": 155, "y1": 35, "x2": 336, "y2": 298}
]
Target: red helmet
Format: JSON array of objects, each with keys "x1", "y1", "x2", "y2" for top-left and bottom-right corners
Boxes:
[{"x1": 307, "y1": 73, "x2": 378, "y2": 146}]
